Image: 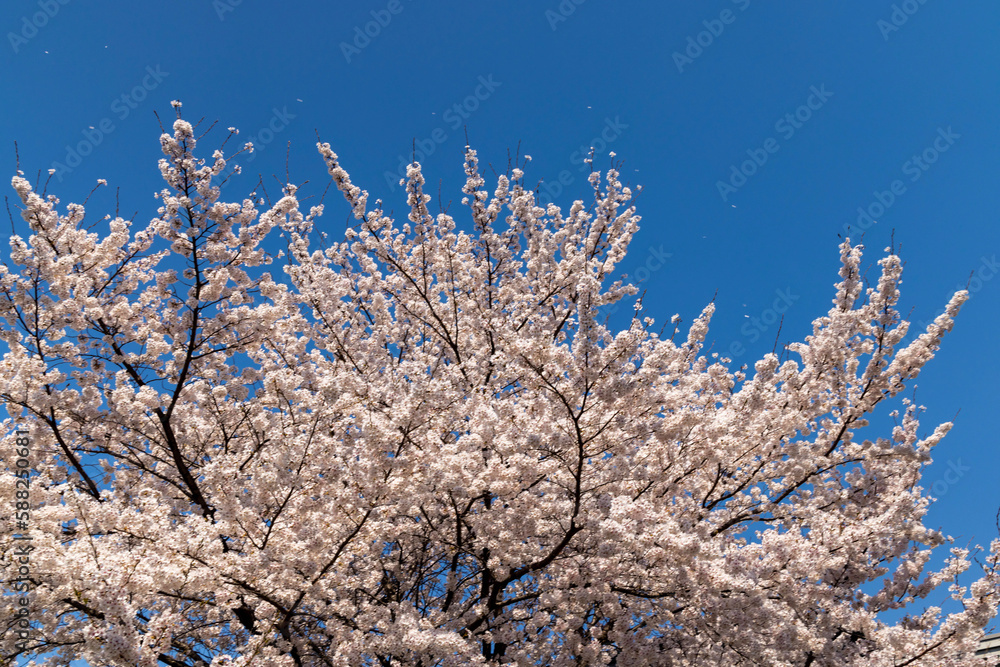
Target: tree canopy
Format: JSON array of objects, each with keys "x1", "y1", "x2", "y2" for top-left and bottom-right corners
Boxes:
[{"x1": 2, "y1": 111, "x2": 998, "y2": 666}]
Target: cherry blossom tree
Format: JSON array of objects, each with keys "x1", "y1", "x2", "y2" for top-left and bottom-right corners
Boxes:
[{"x1": 2, "y1": 108, "x2": 998, "y2": 666}]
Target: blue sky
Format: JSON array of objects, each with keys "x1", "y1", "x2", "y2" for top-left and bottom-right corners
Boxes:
[{"x1": 2, "y1": 0, "x2": 999, "y2": 659}]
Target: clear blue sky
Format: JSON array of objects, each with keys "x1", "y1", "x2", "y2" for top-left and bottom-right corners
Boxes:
[{"x1": 2, "y1": 0, "x2": 999, "y2": 658}]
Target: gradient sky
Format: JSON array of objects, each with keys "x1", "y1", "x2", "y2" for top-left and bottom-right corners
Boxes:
[{"x1": 2, "y1": 0, "x2": 999, "y2": 660}]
